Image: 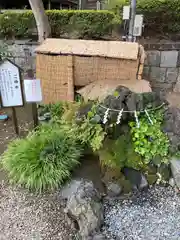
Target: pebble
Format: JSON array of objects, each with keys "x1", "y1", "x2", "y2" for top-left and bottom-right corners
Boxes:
[{"x1": 103, "y1": 186, "x2": 180, "y2": 240}]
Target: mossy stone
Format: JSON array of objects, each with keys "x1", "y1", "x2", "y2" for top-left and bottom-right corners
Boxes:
[
  {"x1": 122, "y1": 180, "x2": 132, "y2": 193},
  {"x1": 146, "y1": 174, "x2": 157, "y2": 185},
  {"x1": 158, "y1": 164, "x2": 171, "y2": 181},
  {"x1": 101, "y1": 166, "x2": 123, "y2": 184},
  {"x1": 117, "y1": 177, "x2": 132, "y2": 193},
  {"x1": 144, "y1": 164, "x2": 157, "y2": 174}
]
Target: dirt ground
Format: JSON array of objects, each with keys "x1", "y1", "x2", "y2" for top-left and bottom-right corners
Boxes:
[{"x1": 0, "y1": 105, "x2": 33, "y2": 153}]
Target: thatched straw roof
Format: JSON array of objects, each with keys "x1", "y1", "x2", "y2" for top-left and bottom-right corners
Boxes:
[
  {"x1": 35, "y1": 38, "x2": 139, "y2": 60},
  {"x1": 77, "y1": 80, "x2": 152, "y2": 101}
]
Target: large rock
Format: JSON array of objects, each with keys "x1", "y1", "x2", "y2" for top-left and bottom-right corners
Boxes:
[
  {"x1": 77, "y1": 86, "x2": 164, "y2": 124},
  {"x1": 163, "y1": 107, "x2": 180, "y2": 153},
  {"x1": 63, "y1": 179, "x2": 104, "y2": 239},
  {"x1": 87, "y1": 233, "x2": 106, "y2": 240},
  {"x1": 170, "y1": 158, "x2": 180, "y2": 189},
  {"x1": 106, "y1": 182, "x2": 122, "y2": 197},
  {"x1": 122, "y1": 168, "x2": 148, "y2": 190},
  {"x1": 92, "y1": 233, "x2": 106, "y2": 240}
]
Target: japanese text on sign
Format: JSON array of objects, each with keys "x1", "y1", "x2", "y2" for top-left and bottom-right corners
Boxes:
[{"x1": 0, "y1": 60, "x2": 23, "y2": 107}]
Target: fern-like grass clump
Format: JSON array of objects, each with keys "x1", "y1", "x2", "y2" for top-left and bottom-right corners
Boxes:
[{"x1": 2, "y1": 125, "x2": 82, "y2": 192}]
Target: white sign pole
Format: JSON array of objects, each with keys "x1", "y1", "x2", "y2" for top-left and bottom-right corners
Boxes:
[
  {"x1": 24, "y1": 79, "x2": 42, "y2": 103},
  {"x1": 24, "y1": 78, "x2": 43, "y2": 128}
]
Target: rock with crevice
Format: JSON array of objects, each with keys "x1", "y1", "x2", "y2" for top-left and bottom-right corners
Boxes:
[
  {"x1": 170, "y1": 158, "x2": 180, "y2": 189},
  {"x1": 163, "y1": 107, "x2": 180, "y2": 153},
  {"x1": 122, "y1": 167, "x2": 148, "y2": 191},
  {"x1": 63, "y1": 179, "x2": 104, "y2": 239},
  {"x1": 76, "y1": 86, "x2": 164, "y2": 124}
]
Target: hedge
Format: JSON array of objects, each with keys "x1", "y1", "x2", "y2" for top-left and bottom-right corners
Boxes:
[
  {"x1": 116, "y1": 0, "x2": 180, "y2": 34},
  {"x1": 0, "y1": 10, "x2": 119, "y2": 39},
  {"x1": 1, "y1": 1, "x2": 179, "y2": 40}
]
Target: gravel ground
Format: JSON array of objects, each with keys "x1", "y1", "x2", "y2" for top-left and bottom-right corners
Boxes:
[
  {"x1": 0, "y1": 182, "x2": 75, "y2": 240},
  {"x1": 103, "y1": 186, "x2": 180, "y2": 240},
  {"x1": 0, "y1": 112, "x2": 77, "y2": 240}
]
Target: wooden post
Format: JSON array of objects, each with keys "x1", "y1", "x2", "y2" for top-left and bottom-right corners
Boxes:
[
  {"x1": 32, "y1": 103, "x2": 38, "y2": 128},
  {"x1": 48, "y1": 0, "x2": 51, "y2": 9},
  {"x1": 12, "y1": 107, "x2": 19, "y2": 135},
  {"x1": 26, "y1": 69, "x2": 39, "y2": 129}
]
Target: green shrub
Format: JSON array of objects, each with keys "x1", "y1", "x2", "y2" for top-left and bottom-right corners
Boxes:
[
  {"x1": 60, "y1": 119, "x2": 106, "y2": 152},
  {"x1": 0, "y1": 42, "x2": 12, "y2": 60},
  {"x1": 107, "y1": 0, "x2": 180, "y2": 33},
  {"x1": 99, "y1": 134, "x2": 145, "y2": 170},
  {"x1": 129, "y1": 110, "x2": 170, "y2": 165},
  {"x1": 2, "y1": 124, "x2": 82, "y2": 192},
  {"x1": 59, "y1": 101, "x2": 106, "y2": 152},
  {"x1": 0, "y1": 11, "x2": 35, "y2": 38},
  {"x1": 76, "y1": 119, "x2": 106, "y2": 152},
  {"x1": 39, "y1": 102, "x2": 65, "y2": 120},
  {"x1": 0, "y1": 10, "x2": 119, "y2": 39}
]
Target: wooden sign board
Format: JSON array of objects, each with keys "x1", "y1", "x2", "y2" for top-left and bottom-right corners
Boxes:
[
  {"x1": 0, "y1": 59, "x2": 24, "y2": 135},
  {"x1": 0, "y1": 59, "x2": 23, "y2": 107}
]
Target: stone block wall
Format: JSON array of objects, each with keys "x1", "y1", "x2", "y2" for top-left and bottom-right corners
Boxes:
[
  {"x1": 0, "y1": 40, "x2": 38, "y2": 76},
  {"x1": 143, "y1": 42, "x2": 180, "y2": 96},
  {"x1": 1, "y1": 39, "x2": 180, "y2": 97}
]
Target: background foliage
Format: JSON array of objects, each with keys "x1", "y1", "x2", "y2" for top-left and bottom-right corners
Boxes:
[
  {"x1": 107, "y1": 0, "x2": 180, "y2": 34},
  {"x1": 0, "y1": 1, "x2": 179, "y2": 39},
  {"x1": 0, "y1": 10, "x2": 119, "y2": 39}
]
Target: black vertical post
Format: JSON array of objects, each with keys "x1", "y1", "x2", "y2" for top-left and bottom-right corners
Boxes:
[
  {"x1": 12, "y1": 107, "x2": 19, "y2": 135},
  {"x1": 32, "y1": 103, "x2": 38, "y2": 129},
  {"x1": 26, "y1": 69, "x2": 39, "y2": 129}
]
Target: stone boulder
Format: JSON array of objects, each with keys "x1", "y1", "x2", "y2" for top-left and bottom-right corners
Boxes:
[
  {"x1": 163, "y1": 107, "x2": 180, "y2": 153},
  {"x1": 170, "y1": 158, "x2": 180, "y2": 189},
  {"x1": 87, "y1": 233, "x2": 106, "y2": 240},
  {"x1": 76, "y1": 86, "x2": 164, "y2": 124},
  {"x1": 106, "y1": 182, "x2": 122, "y2": 197},
  {"x1": 122, "y1": 168, "x2": 148, "y2": 191},
  {"x1": 62, "y1": 179, "x2": 104, "y2": 239}
]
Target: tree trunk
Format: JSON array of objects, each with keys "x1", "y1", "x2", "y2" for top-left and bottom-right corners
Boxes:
[{"x1": 29, "y1": 0, "x2": 51, "y2": 43}]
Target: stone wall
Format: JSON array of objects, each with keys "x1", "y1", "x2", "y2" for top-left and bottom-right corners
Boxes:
[
  {"x1": 0, "y1": 40, "x2": 38, "y2": 76},
  {"x1": 143, "y1": 42, "x2": 180, "y2": 95},
  {"x1": 1, "y1": 40, "x2": 180, "y2": 96}
]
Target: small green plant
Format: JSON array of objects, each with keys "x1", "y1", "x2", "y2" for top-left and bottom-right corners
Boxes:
[
  {"x1": 99, "y1": 134, "x2": 145, "y2": 170},
  {"x1": 61, "y1": 102, "x2": 106, "y2": 152},
  {"x1": 76, "y1": 119, "x2": 106, "y2": 152},
  {"x1": 61, "y1": 118, "x2": 106, "y2": 152},
  {"x1": 39, "y1": 102, "x2": 65, "y2": 119},
  {"x1": 129, "y1": 110, "x2": 170, "y2": 165},
  {"x1": 0, "y1": 42, "x2": 12, "y2": 60},
  {"x1": 2, "y1": 124, "x2": 82, "y2": 192}
]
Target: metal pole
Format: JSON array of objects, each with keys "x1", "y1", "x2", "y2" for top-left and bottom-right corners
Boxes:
[{"x1": 128, "y1": 0, "x2": 136, "y2": 42}]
